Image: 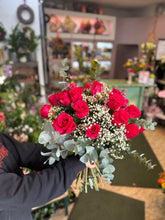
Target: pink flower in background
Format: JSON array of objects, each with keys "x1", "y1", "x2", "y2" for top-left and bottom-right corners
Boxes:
[
  {"x1": 67, "y1": 83, "x2": 77, "y2": 89},
  {"x1": 69, "y1": 87, "x2": 83, "y2": 103},
  {"x1": 39, "y1": 104, "x2": 51, "y2": 119},
  {"x1": 91, "y1": 81, "x2": 103, "y2": 95},
  {"x1": 125, "y1": 104, "x2": 141, "y2": 118},
  {"x1": 29, "y1": 106, "x2": 37, "y2": 115},
  {"x1": 112, "y1": 108, "x2": 130, "y2": 126},
  {"x1": 125, "y1": 124, "x2": 139, "y2": 139},
  {"x1": 0, "y1": 112, "x2": 5, "y2": 122},
  {"x1": 73, "y1": 100, "x2": 89, "y2": 118},
  {"x1": 52, "y1": 112, "x2": 77, "y2": 134},
  {"x1": 86, "y1": 123, "x2": 100, "y2": 139},
  {"x1": 158, "y1": 90, "x2": 165, "y2": 98}
]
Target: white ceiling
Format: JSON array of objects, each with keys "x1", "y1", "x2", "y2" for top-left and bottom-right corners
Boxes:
[{"x1": 75, "y1": 0, "x2": 164, "y2": 9}]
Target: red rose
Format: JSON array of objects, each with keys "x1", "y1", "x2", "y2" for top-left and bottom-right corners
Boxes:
[
  {"x1": 69, "y1": 87, "x2": 83, "y2": 103},
  {"x1": 139, "y1": 126, "x2": 145, "y2": 133},
  {"x1": 125, "y1": 104, "x2": 141, "y2": 118},
  {"x1": 125, "y1": 124, "x2": 139, "y2": 139},
  {"x1": 112, "y1": 88, "x2": 121, "y2": 95},
  {"x1": 73, "y1": 100, "x2": 89, "y2": 118},
  {"x1": 52, "y1": 112, "x2": 77, "y2": 134},
  {"x1": 57, "y1": 90, "x2": 71, "y2": 106},
  {"x1": 0, "y1": 112, "x2": 5, "y2": 122},
  {"x1": 123, "y1": 98, "x2": 128, "y2": 108},
  {"x1": 48, "y1": 93, "x2": 59, "y2": 106},
  {"x1": 86, "y1": 123, "x2": 100, "y2": 139},
  {"x1": 39, "y1": 104, "x2": 51, "y2": 119},
  {"x1": 107, "y1": 93, "x2": 125, "y2": 111},
  {"x1": 67, "y1": 83, "x2": 77, "y2": 89},
  {"x1": 82, "y1": 82, "x2": 92, "y2": 90},
  {"x1": 48, "y1": 90, "x2": 71, "y2": 106},
  {"x1": 91, "y1": 81, "x2": 103, "y2": 95},
  {"x1": 112, "y1": 108, "x2": 130, "y2": 126}
]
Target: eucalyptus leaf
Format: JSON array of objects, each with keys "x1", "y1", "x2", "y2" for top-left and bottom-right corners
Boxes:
[
  {"x1": 47, "y1": 144, "x2": 58, "y2": 150},
  {"x1": 63, "y1": 139, "x2": 76, "y2": 152},
  {"x1": 56, "y1": 148, "x2": 61, "y2": 157},
  {"x1": 103, "y1": 164, "x2": 115, "y2": 174},
  {"x1": 61, "y1": 150, "x2": 68, "y2": 159},
  {"x1": 38, "y1": 131, "x2": 51, "y2": 144},
  {"x1": 49, "y1": 156, "x2": 56, "y2": 165},
  {"x1": 41, "y1": 151, "x2": 51, "y2": 156},
  {"x1": 88, "y1": 178, "x2": 94, "y2": 189},
  {"x1": 80, "y1": 153, "x2": 89, "y2": 163}
]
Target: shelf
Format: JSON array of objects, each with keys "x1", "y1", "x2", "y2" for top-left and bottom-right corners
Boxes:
[
  {"x1": 12, "y1": 61, "x2": 38, "y2": 68},
  {"x1": 47, "y1": 32, "x2": 114, "y2": 41}
]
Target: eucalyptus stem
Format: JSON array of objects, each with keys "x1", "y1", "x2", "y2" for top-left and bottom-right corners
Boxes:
[
  {"x1": 76, "y1": 171, "x2": 82, "y2": 188},
  {"x1": 91, "y1": 167, "x2": 99, "y2": 191}
]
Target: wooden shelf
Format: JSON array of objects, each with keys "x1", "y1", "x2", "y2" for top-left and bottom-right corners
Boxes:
[{"x1": 12, "y1": 61, "x2": 38, "y2": 68}]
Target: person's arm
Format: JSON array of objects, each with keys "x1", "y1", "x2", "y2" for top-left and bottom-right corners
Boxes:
[
  {"x1": 0, "y1": 155, "x2": 85, "y2": 209},
  {"x1": 0, "y1": 133, "x2": 51, "y2": 170}
]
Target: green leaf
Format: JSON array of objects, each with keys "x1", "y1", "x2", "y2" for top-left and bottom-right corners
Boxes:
[
  {"x1": 49, "y1": 156, "x2": 55, "y2": 165},
  {"x1": 63, "y1": 139, "x2": 76, "y2": 152},
  {"x1": 61, "y1": 58, "x2": 68, "y2": 66},
  {"x1": 38, "y1": 131, "x2": 51, "y2": 144},
  {"x1": 88, "y1": 178, "x2": 94, "y2": 189},
  {"x1": 61, "y1": 150, "x2": 68, "y2": 159},
  {"x1": 41, "y1": 151, "x2": 51, "y2": 156},
  {"x1": 56, "y1": 148, "x2": 61, "y2": 157},
  {"x1": 103, "y1": 164, "x2": 115, "y2": 174},
  {"x1": 80, "y1": 153, "x2": 89, "y2": 163},
  {"x1": 47, "y1": 144, "x2": 58, "y2": 150}
]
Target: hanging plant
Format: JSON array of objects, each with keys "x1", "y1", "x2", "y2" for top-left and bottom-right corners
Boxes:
[{"x1": 0, "y1": 23, "x2": 6, "y2": 41}]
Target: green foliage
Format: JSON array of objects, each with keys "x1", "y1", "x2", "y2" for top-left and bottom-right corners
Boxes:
[
  {"x1": 0, "y1": 76, "x2": 42, "y2": 143},
  {"x1": 5, "y1": 24, "x2": 42, "y2": 59}
]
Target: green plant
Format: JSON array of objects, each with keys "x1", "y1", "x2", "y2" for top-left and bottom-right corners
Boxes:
[{"x1": 5, "y1": 24, "x2": 42, "y2": 59}]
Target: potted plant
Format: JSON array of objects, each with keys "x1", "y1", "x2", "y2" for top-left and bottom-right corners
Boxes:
[{"x1": 5, "y1": 24, "x2": 42, "y2": 62}]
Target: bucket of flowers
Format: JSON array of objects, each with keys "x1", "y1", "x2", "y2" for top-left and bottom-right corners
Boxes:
[
  {"x1": 157, "y1": 172, "x2": 165, "y2": 193},
  {"x1": 38, "y1": 60, "x2": 157, "y2": 193}
]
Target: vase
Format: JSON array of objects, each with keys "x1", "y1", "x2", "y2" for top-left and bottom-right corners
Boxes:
[
  {"x1": 127, "y1": 72, "x2": 133, "y2": 84},
  {"x1": 10, "y1": 52, "x2": 18, "y2": 62}
]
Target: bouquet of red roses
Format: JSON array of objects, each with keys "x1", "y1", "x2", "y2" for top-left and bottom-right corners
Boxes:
[{"x1": 38, "y1": 80, "x2": 156, "y2": 192}]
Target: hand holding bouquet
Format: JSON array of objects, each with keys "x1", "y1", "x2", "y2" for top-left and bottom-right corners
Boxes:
[{"x1": 38, "y1": 80, "x2": 156, "y2": 192}]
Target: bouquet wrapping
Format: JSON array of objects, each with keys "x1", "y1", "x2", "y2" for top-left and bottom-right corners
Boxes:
[{"x1": 38, "y1": 80, "x2": 156, "y2": 192}]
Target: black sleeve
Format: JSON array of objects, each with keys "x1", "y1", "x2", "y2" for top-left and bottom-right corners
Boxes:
[
  {"x1": 0, "y1": 133, "x2": 51, "y2": 171},
  {"x1": 0, "y1": 155, "x2": 85, "y2": 209}
]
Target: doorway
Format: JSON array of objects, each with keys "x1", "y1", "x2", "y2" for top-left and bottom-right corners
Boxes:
[{"x1": 114, "y1": 44, "x2": 139, "y2": 79}]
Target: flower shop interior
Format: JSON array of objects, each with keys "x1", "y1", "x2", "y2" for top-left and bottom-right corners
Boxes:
[{"x1": 0, "y1": 0, "x2": 165, "y2": 219}]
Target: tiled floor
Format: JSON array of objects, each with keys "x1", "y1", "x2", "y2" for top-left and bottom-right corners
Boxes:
[{"x1": 49, "y1": 126, "x2": 165, "y2": 220}]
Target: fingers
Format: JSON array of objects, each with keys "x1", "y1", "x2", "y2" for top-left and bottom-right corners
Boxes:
[{"x1": 85, "y1": 161, "x2": 96, "y2": 168}]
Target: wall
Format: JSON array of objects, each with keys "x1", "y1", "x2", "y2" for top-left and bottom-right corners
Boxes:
[
  {"x1": 0, "y1": 0, "x2": 46, "y2": 97},
  {"x1": 111, "y1": 14, "x2": 165, "y2": 78}
]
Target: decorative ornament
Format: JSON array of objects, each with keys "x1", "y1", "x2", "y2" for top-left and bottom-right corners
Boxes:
[
  {"x1": 53, "y1": 36, "x2": 64, "y2": 51},
  {"x1": 94, "y1": 19, "x2": 106, "y2": 35},
  {"x1": 79, "y1": 20, "x2": 92, "y2": 34},
  {"x1": 61, "y1": 16, "x2": 76, "y2": 33},
  {"x1": 49, "y1": 15, "x2": 61, "y2": 32},
  {"x1": 17, "y1": 4, "x2": 34, "y2": 24}
]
